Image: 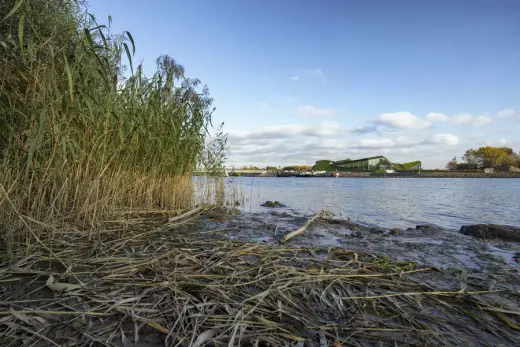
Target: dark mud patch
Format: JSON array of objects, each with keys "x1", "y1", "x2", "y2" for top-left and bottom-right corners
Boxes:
[{"x1": 415, "y1": 224, "x2": 443, "y2": 234}]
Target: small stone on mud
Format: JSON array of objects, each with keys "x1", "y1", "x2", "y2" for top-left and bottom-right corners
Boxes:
[
  {"x1": 261, "y1": 200, "x2": 286, "y2": 208},
  {"x1": 416, "y1": 224, "x2": 440, "y2": 233},
  {"x1": 390, "y1": 228, "x2": 403, "y2": 235},
  {"x1": 460, "y1": 224, "x2": 520, "y2": 242},
  {"x1": 205, "y1": 206, "x2": 240, "y2": 221}
]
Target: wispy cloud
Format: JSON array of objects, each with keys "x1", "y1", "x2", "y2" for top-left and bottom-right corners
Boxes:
[
  {"x1": 303, "y1": 68, "x2": 324, "y2": 78},
  {"x1": 229, "y1": 121, "x2": 343, "y2": 141},
  {"x1": 297, "y1": 104, "x2": 335, "y2": 118},
  {"x1": 427, "y1": 112, "x2": 492, "y2": 126},
  {"x1": 426, "y1": 133, "x2": 460, "y2": 146},
  {"x1": 377, "y1": 112, "x2": 431, "y2": 130},
  {"x1": 358, "y1": 138, "x2": 395, "y2": 149},
  {"x1": 355, "y1": 134, "x2": 458, "y2": 150},
  {"x1": 290, "y1": 68, "x2": 326, "y2": 83},
  {"x1": 473, "y1": 116, "x2": 493, "y2": 126},
  {"x1": 497, "y1": 108, "x2": 519, "y2": 119},
  {"x1": 349, "y1": 124, "x2": 379, "y2": 134},
  {"x1": 426, "y1": 112, "x2": 450, "y2": 123}
]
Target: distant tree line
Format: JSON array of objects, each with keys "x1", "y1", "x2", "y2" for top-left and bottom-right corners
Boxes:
[
  {"x1": 282, "y1": 165, "x2": 313, "y2": 172},
  {"x1": 446, "y1": 146, "x2": 520, "y2": 170}
]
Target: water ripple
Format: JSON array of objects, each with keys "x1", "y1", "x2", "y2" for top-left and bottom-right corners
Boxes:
[{"x1": 227, "y1": 177, "x2": 520, "y2": 230}]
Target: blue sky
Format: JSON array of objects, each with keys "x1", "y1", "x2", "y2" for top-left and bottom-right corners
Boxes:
[{"x1": 88, "y1": 0, "x2": 520, "y2": 168}]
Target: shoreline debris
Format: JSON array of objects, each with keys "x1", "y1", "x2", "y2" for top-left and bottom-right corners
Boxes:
[{"x1": 281, "y1": 210, "x2": 332, "y2": 243}]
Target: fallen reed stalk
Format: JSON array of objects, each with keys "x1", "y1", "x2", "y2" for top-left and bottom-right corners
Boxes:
[{"x1": 168, "y1": 205, "x2": 207, "y2": 223}]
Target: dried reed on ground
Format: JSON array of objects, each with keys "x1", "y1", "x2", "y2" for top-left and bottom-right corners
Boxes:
[{"x1": 0, "y1": 212, "x2": 519, "y2": 346}]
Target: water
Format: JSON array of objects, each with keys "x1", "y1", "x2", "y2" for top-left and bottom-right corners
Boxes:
[{"x1": 226, "y1": 177, "x2": 520, "y2": 230}]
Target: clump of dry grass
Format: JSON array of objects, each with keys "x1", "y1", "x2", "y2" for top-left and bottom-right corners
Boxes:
[{"x1": 0, "y1": 212, "x2": 518, "y2": 346}]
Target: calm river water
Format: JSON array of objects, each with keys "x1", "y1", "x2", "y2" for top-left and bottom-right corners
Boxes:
[{"x1": 225, "y1": 177, "x2": 520, "y2": 230}]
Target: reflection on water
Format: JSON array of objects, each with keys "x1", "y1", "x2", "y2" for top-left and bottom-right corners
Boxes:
[{"x1": 225, "y1": 177, "x2": 520, "y2": 230}]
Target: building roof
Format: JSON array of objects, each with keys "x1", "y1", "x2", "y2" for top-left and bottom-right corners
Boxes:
[{"x1": 335, "y1": 156, "x2": 390, "y2": 165}]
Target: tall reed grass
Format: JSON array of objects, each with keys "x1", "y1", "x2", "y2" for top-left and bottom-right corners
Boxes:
[{"x1": 0, "y1": 0, "x2": 226, "y2": 242}]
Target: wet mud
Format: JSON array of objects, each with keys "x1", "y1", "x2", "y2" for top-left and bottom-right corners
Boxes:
[{"x1": 195, "y1": 208, "x2": 520, "y2": 303}]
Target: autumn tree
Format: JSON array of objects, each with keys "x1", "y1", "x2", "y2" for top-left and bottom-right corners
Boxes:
[
  {"x1": 496, "y1": 154, "x2": 520, "y2": 170},
  {"x1": 476, "y1": 147, "x2": 514, "y2": 167},
  {"x1": 459, "y1": 147, "x2": 518, "y2": 170}
]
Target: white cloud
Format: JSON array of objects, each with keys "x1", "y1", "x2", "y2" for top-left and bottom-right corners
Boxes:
[
  {"x1": 297, "y1": 105, "x2": 335, "y2": 118},
  {"x1": 290, "y1": 76, "x2": 300, "y2": 81},
  {"x1": 229, "y1": 121, "x2": 343, "y2": 141},
  {"x1": 395, "y1": 136, "x2": 415, "y2": 145},
  {"x1": 426, "y1": 112, "x2": 450, "y2": 123},
  {"x1": 359, "y1": 138, "x2": 395, "y2": 148},
  {"x1": 378, "y1": 112, "x2": 431, "y2": 129},
  {"x1": 312, "y1": 121, "x2": 342, "y2": 136},
  {"x1": 427, "y1": 112, "x2": 493, "y2": 126},
  {"x1": 473, "y1": 115, "x2": 492, "y2": 126},
  {"x1": 354, "y1": 133, "x2": 460, "y2": 151},
  {"x1": 497, "y1": 108, "x2": 518, "y2": 119},
  {"x1": 260, "y1": 124, "x2": 307, "y2": 136},
  {"x1": 429, "y1": 134, "x2": 459, "y2": 146},
  {"x1": 450, "y1": 114, "x2": 473, "y2": 124}
]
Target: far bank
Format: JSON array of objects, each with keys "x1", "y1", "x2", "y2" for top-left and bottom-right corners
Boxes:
[{"x1": 219, "y1": 171, "x2": 520, "y2": 178}]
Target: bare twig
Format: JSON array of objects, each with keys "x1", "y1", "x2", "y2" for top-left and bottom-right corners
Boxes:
[{"x1": 281, "y1": 211, "x2": 330, "y2": 243}]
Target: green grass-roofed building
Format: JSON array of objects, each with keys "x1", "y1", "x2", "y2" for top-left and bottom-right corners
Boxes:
[
  {"x1": 335, "y1": 156, "x2": 393, "y2": 171},
  {"x1": 312, "y1": 156, "x2": 422, "y2": 172}
]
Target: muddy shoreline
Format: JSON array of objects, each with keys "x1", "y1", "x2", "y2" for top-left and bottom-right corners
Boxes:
[{"x1": 198, "y1": 209, "x2": 520, "y2": 289}]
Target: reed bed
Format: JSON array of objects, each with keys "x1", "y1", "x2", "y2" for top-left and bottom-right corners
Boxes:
[
  {"x1": 0, "y1": 211, "x2": 519, "y2": 346},
  {"x1": 1, "y1": 0, "x2": 226, "y2": 243}
]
